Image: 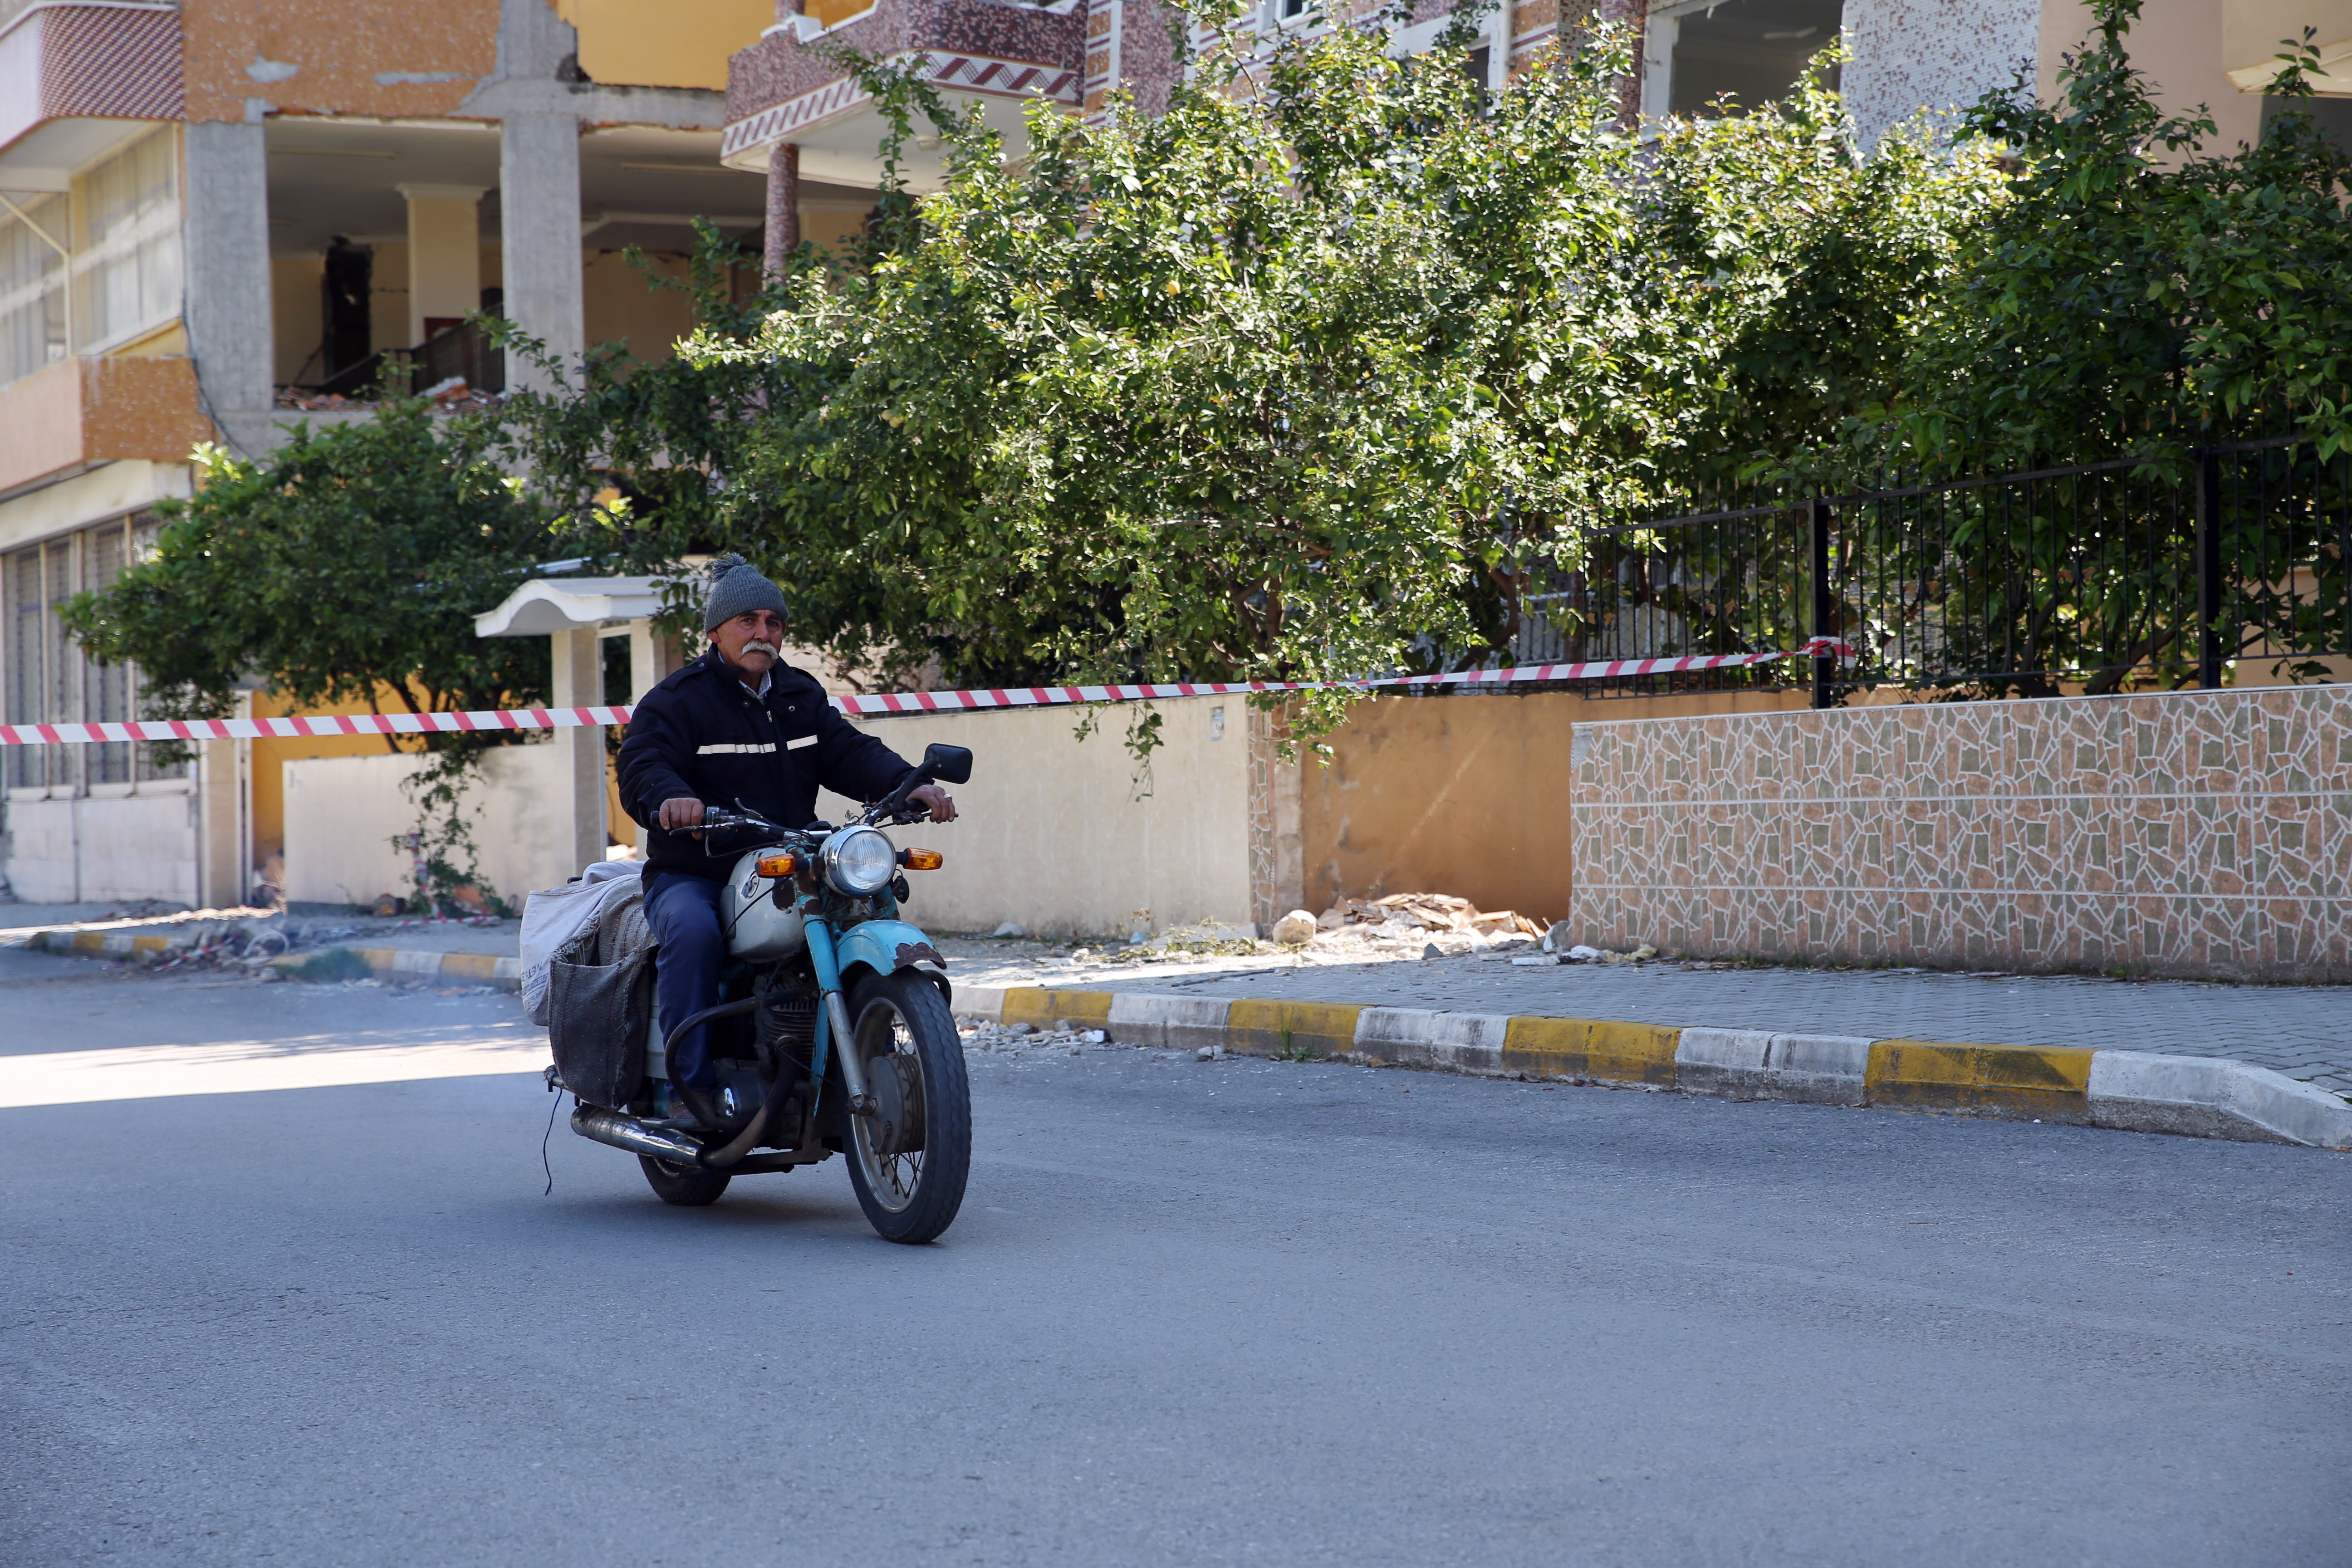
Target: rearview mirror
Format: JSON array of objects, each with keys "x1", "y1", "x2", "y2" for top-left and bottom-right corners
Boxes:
[{"x1": 920, "y1": 743, "x2": 974, "y2": 785}]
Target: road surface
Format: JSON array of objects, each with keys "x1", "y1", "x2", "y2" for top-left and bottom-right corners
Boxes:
[{"x1": 2, "y1": 952, "x2": 2345, "y2": 1565}]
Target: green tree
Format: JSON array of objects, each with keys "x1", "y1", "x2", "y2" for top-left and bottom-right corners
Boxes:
[{"x1": 66, "y1": 398, "x2": 566, "y2": 907}]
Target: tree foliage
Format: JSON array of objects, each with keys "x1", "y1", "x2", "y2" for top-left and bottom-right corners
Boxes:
[
  {"x1": 1895, "y1": 2, "x2": 2352, "y2": 466},
  {"x1": 67, "y1": 398, "x2": 565, "y2": 906}
]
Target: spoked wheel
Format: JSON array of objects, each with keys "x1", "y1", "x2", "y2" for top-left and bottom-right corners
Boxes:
[
  {"x1": 639, "y1": 1153, "x2": 730, "y2": 1207},
  {"x1": 842, "y1": 970, "x2": 970, "y2": 1244}
]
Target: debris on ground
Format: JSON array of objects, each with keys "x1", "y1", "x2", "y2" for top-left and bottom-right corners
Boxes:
[
  {"x1": 1325, "y1": 893, "x2": 1547, "y2": 941},
  {"x1": 958, "y1": 1021, "x2": 1126, "y2": 1056}
]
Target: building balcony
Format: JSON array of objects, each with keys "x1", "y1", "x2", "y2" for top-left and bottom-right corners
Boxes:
[
  {"x1": 0, "y1": 2, "x2": 182, "y2": 187},
  {"x1": 0, "y1": 355, "x2": 213, "y2": 498},
  {"x1": 721, "y1": 0, "x2": 1085, "y2": 189}
]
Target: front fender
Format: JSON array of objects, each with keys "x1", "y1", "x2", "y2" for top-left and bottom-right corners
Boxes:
[{"x1": 832, "y1": 917, "x2": 952, "y2": 1007}]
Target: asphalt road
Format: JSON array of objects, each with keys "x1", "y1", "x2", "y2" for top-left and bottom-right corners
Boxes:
[{"x1": 3, "y1": 955, "x2": 2347, "y2": 1566}]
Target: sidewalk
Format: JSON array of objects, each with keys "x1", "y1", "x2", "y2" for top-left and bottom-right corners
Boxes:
[
  {"x1": 15, "y1": 907, "x2": 2343, "y2": 1095},
  {"x1": 948, "y1": 944, "x2": 2352, "y2": 1097},
  {"x1": 0, "y1": 904, "x2": 522, "y2": 987}
]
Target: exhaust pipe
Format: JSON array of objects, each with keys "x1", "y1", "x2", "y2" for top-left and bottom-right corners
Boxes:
[
  {"x1": 570, "y1": 1098, "x2": 797, "y2": 1171},
  {"x1": 571, "y1": 1104, "x2": 708, "y2": 1164}
]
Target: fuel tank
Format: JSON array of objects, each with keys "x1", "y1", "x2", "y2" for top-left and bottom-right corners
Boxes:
[{"x1": 721, "y1": 847, "x2": 807, "y2": 961}]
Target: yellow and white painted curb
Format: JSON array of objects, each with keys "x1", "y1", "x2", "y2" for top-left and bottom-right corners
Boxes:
[
  {"x1": 22, "y1": 928, "x2": 521, "y2": 990},
  {"x1": 270, "y1": 946, "x2": 524, "y2": 989},
  {"x1": 954, "y1": 985, "x2": 2352, "y2": 1150},
  {"x1": 29, "y1": 923, "x2": 231, "y2": 961}
]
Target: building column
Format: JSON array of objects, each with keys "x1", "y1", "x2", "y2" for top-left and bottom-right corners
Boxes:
[
  {"x1": 1598, "y1": 0, "x2": 1649, "y2": 125},
  {"x1": 398, "y1": 184, "x2": 487, "y2": 348},
  {"x1": 764, "y1": 142, "x2": 800, "y2": 281},
  {"x1": 550, "y1": 628, "x2": 608, "y2": 872},
  {"x1": 196, "y1": 707, "x2": 248, "y2": 911},
  {"x1": 182, "y1": 121, "x2": 274, "y2": 451},
  {"x1": 498, "y1": 113, "x2": 584, "y2": 392},
  {"x1": 627, "y1": 620, "x2": 684, "y2": 701}
]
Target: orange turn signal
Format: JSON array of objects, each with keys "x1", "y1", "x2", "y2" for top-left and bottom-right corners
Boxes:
[
  {"x1": 755, "y1": 852, "x2": 799, "y2": 877},
  {"x1": 899, "y1": 848, "x2": 944, "y2": 871}
]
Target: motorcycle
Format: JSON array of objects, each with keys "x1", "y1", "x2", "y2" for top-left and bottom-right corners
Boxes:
[{"x1": 553, "y1": 742, "x2": 976, "y2": 1245}]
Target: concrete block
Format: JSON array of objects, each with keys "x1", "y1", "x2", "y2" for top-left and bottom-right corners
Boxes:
[
  {"x1": 1002, "y1": 987, "x2": 1114, "y2": 1029},
  {"x1": 1352, "y1": 1009, "x2": 1510, "y2": 1075},
  {"x1": 2089, "y1": 1051, "x2": 2352, "y2": 1147},
  {"x1": 1674, "y1": 1028, "x2": 1773, "y2": 1096},
  {"x1": 1226, "y1": 999, "x2": 1361, "y2": 1060},
  {"x1": 1867, "y1": 1039, "x2": 2095, "y2": 1121},
  {"x1": 1107, "y1": 992, "x2": 1232, "y2": 1054},
  {"x1": 1761, "y1": 1033, "x2": 1872, "y2": 1105},
  {"x1": 1503, "y1": 1015, "x2": 1679, "y2": 1085},
  {"x1": 953, "y1": 985, "x2": 1008, "y2": 1023}
]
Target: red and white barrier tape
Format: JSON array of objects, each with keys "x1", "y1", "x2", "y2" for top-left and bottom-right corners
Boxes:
[{"x1": 0, "y1": 641, "x2": 1851, "y2": 745}]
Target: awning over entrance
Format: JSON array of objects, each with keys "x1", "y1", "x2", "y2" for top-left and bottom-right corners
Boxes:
[{"x1": 473, "y1": 576, "x2": 667, "y2": 638}]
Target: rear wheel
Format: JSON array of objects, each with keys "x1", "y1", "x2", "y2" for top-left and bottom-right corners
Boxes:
[
  {"x1": 842, "y1": 970, "x2": 970, "y2": 1244},
  {"x1": 639, "y1": 1153, "x2": 730, "y2": 1207}
]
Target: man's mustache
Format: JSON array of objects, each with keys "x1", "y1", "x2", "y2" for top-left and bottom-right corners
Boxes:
[{"x1": 740, "y1": 640, "x2": 780, "y2": 658}]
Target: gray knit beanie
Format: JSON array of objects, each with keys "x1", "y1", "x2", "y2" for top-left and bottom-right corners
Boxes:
[{"x1": 701, "y1": 553, "x2": 789, "y2": 632}]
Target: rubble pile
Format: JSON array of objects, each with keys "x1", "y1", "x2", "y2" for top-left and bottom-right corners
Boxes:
[
  {"x1": 1300, "y1": 893, "x2": 1547, "y2": 949},
  {"x1": 959, "y1": 1020, "x2": 1113, "y2": 1055},
  {"x1": 957, "y1": 1021, "x2": 1230, "y2": 1062},
  {"x1": 138, "y1": 918, "x2": 366, "y2": 976},
  {"x1": 272, "y1": 379, "x2": 499, "y2": 415}
]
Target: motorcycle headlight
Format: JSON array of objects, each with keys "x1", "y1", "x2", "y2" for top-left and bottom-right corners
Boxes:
[{"x1": 821, "y1": 826, "x2": 897, "y2": 896}]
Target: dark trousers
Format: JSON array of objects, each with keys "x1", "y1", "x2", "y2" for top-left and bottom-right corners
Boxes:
[{"x1": 644, "y1": 871, "x2": 727, "y2": 1091}]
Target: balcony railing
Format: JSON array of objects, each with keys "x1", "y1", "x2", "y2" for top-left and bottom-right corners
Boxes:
[{"x1": 304, "y1": 317, "x2": 505, "y2": 402}]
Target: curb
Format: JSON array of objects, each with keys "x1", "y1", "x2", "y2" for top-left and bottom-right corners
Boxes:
[
  {"x1": 24, "y1": 929, "x2": 522, "y2": 990},
  {"x1": 270, "y1": 946, "x2": 523, "y2": 990},
  {"x1": 953, "y1": 985, "x2": 2352, "y2": 1151},
  {"x1": 27, "y1": 923, "x2": 231, "y2": 960}
]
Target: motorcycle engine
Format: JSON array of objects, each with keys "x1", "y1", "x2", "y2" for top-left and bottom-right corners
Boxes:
[{"x1": 754, "y1": 976, "x2": 819, "y2": 1068}]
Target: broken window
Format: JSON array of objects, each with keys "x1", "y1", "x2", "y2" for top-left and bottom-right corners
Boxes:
[{"x1": 1644, "y1": 0, "x2": 1842, "y2": 119}]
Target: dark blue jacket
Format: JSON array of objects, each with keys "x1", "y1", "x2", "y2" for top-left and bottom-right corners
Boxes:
[{"x1": 617, "y1": 650, "x2": 914, "y2": 882}]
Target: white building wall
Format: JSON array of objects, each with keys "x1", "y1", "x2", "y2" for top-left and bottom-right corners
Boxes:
[
  {"x1": 285, "y1": 697, "x2": 1257, "y2": 935},
  {"x1": 1843, "y1": 0, "x2": 2042, "y2": 147},
  {"x1": 815, "y1": 696, "x2": 1255, "y2": 939},
  {"x1": 5, "y1": 792, "x2": 198, "y2": 904},
  {"x1": 283, "y1": 742, "x2": 583, "y2": 908}
]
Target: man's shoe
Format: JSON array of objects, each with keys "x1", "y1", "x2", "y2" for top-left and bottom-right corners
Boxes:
[{"x1": 673, "y1": 1085, "x2": 731, "y2": 1130}]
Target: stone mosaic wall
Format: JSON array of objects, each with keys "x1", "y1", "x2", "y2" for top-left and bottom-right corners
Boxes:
[
  {"x1": 1841, "y1": 0, "x2": 2038, "y2": 148},
  {"x1": 1569, "y1": 686, "x2": 2352, "y2": 982}
]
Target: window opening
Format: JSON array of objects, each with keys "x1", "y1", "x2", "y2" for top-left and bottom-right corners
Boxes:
[
  {"x1": 1656, "y1": 0, "x2": 1841, "y2": 118},
  {"x1": 72, "y1": 129, "x2": 181, "y2": 353}
]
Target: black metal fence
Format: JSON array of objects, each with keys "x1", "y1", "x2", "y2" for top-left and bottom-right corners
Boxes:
[
  {"x1": 1510, "y1": 437, "x2": 2352, "y2": 705},
  {"x1": 312, "y1": 317, "x2": 505, "y2": 401}
]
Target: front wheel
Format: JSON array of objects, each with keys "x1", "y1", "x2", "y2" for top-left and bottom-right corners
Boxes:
[
  {"x1": 842, "y1": 970, "x2": 970, "y2": 1244},
  {"x1": 640, "y1": 1154, "x2": 729, "y2": 1207}
]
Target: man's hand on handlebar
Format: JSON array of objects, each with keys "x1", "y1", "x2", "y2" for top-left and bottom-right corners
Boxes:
[
  {"x1": 658, "y1": 797, "x2": 706, "y2": 833},
  {"x1": 907, "y1": 784, "x2": 957, "y2": 823}
]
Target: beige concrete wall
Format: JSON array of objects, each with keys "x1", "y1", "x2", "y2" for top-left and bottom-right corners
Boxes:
[
  {"x1": 808, "y1": 696, "x2": 1254, "y2": 938},
  {"x1": 284, "y1": 742, "x2": 582, "y2": 907},
  {"x1": 2040, "y1": 0, "x2": 2262, "y2": 152},
  {"x1": 1296, "y1": 686, "x2": 1813, "y2": 923},
  {"x1": 403, "y1": 192, "x2": 485, "y2": 346},
  {"x1": 271, "y1": 256, "x2": 325, "y2": 385},
  {"x1": 583, "y1": 249, "x2": 703, "y2": 363},
  {"x1": 554, "y1": 0, "x2": 772, "y2": 90},
  {"x1": 1298, "y1": 693, "x2": 1579, "y2": 925}
]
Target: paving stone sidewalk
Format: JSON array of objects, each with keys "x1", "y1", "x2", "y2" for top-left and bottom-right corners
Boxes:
[{"x1": 969, "y1": 955, "x2": 2352, "y2": 1097}]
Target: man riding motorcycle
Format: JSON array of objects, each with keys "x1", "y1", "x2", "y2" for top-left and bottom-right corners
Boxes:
[{"x1": 616, "y1": 555, "x2": 956, "y2": 1131}]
